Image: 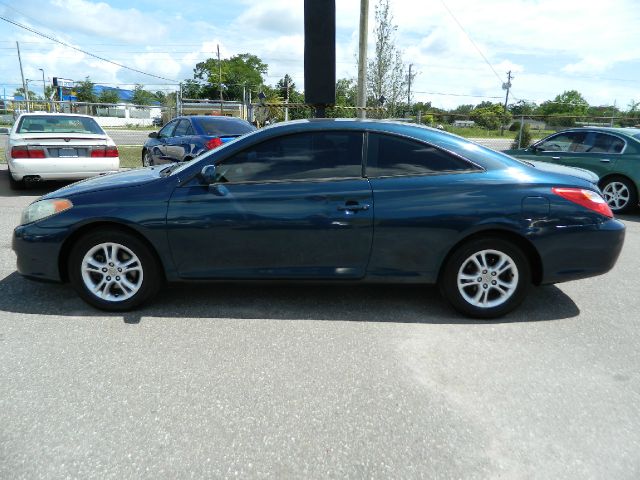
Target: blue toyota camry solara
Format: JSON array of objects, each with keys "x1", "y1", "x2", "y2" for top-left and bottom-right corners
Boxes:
[{"x1": 13, "y1": 119, "x2": 625, "y2": 318}]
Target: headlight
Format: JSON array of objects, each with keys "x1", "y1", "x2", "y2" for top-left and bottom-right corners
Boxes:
[{"x1": 21, "y1": 198, "x2": 73, "y2": 225}]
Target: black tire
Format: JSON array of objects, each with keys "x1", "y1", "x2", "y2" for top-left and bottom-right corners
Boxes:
[
  {"x1": 142, "y1": 149, "x2": 154, "y2": 167},
  {"x1": 439, "y1": 237, "x2": 531, "y2": 319},
  {"x1": 68, "y1": 228, "x2": 163, "y2": 311},
  {"x1": 7, "y1": 166, "x2": 26, "y2": 190},
  {"x1": 600, "y1": 176, "x2": 638, "y2": 214}
]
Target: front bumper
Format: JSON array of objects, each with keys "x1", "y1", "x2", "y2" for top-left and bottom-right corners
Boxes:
[
  {"x1": 13, "y1": 223, "x2": 68, "y2": 282},
  {"x1": 534, "y1": 218, "x2": 626, "y2": 285}
]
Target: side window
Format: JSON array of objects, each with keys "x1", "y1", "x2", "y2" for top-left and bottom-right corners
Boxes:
[
  {"x1": 214, "y1": 132, "x2": 363, "y2": 183},
  {"x1": 366, "y1": 133, "x2": 477, "y2": 177},
  {"x1": 538, "y1": 132, "x2": 587, "y2": 152},
  {"x1": 173, "y1": 119, "x2": 191, "y2": 137},
  {"x1": 590, "y1": 133, "x2": 625, "y2": 154},
  {"x1": 158, "y1": 120, "x2": 178, "y2": 138}
]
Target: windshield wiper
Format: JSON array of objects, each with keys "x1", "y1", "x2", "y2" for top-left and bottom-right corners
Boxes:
[{"x1": 159, "y1": 163, "x2": 181, "y2": 176}]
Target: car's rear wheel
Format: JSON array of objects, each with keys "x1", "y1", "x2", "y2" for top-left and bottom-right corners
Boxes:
[
  {"x1": 142, "y1": 149, "x2": 154, "y2": 167},
  {"x1": 601, "y1": 176, "x2": 637, "y2": 214},
  {"x1": 439, "y1": 237, "x2": 531, "y2": 319},
  {"x1": 7, "y1": 166, "x2": 26, "y2": 190},
  {"x1": 68, "y1": 228, "x2": 162, "y2": 311}
]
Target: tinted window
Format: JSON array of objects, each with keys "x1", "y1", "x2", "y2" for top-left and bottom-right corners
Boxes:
[
  {"x1": 195, "y1": 118, "x2": 256, "y2": 135},
  {"x1": 17, "y1": 115, "x2": 104, "y2": 134},
  {"x1": 590, "y1": 133, "x2": 625, "y2": 153},
  {"x1": 215, "y1": 131, "x2": 363, "y2": 183},
  {"x1": 366, "y1": 133, "x2": 477, "y2": 177},
  {"x1": 537, "y1": 132, "x2": 588, "y2": 152},
  {"x1": 158, "y1": 120, "x2": 178, "y2": 138},
  {"x1": 173, "y1": 119, "x2": 192, "y2": 137}
]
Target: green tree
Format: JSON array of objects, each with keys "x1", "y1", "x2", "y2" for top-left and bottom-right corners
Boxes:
[
  {"x1": 367, "y1": 0, "x2": 409, "y2": 116},
  {"x1": 75, "y1": 77, "x2": 97, "y2": 103},
  {"x1": 511, "y1": 123, "x2": 532, "y2": 149},
  {"x1": 13, "y1": 87, "x2": 38, "y2": 100},
  {"x1": 335, "y1": 78, "x2": 357, "y2": 106},
  {"x1": 181, "y1": 79, "x2": 204, "y2": 99},
  {"x1": 539, "y1": 90, "x2": 589, "y2": 127},
  {"x1": 131, "y1": 84, "x2": 155, "y2": 105},
  {"x1": 509, "y1": 100, "x2": 538, "y2": 116},
  {"x1": 98, "y1": 89, "x2": 120, "y2": 104},
  {"x1": 470, "y1": 103, "x2": 512, "y2": 130},
  {"x1": 193, "y1": 53, "x2": 268, "y2": 101}
]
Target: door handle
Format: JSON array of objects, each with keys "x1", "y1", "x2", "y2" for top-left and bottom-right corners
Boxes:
[
  {"x1": 551, "y1": 156, "x2": 561, "y2": 160},
  {"x1": 338, "y1": 202, "x2": 370, "y2": 212},
  {"x1": 600, "y1": 158, "x2": 611, "y2": 163}
]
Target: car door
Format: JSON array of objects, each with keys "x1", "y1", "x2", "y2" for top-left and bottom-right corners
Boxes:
[
  {"x1": 164, "y1": 119, "x2": 194, "y2": 162},
  {"x1": 150, "y1": 119, "x2": 178, "y2": 164},
  {"x1": 166, "y1": 130, "x2": 373, "y2": 279},
  {"x1": 531, "y1": 130, "x2": 616, "y2": 178},
  {"x1": 365, "y1": 132, "x2": 486, "y2": 281}
]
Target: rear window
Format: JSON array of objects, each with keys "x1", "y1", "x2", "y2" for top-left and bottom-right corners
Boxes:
[
  {"x1": 193, "y1": 118, "x2": 256, "y2": 136},
  {"x1": 17, "y1": 115, "x2": 104, "y2": 134}
]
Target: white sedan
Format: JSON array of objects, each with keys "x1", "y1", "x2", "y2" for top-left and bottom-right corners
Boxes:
[{"x1": 4, "y1": 113, "x2": 119, "y2": 189}]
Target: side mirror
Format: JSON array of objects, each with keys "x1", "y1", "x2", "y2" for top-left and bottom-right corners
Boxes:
[
  {"x1": 199, "y1": 164, "x2": 217, "y2": 184},
  {"x1": 148, "y1": 131, "x2": 158, "y2": 138},
  {"x1": 0, "y1": 127, "x2": 9, "y2": 135}
]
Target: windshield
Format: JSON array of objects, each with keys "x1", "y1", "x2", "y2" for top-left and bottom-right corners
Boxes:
[{"x1": 16, "y1": 115, "x2": 105, "y2": 135}]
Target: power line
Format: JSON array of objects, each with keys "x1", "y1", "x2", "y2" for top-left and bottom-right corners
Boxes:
[
  {"x1": 438, "y1": 0, "x2": 503, "y2": 85},
  {"x1": 0, "y1": 13, "x2": 179, "y2": 83}
]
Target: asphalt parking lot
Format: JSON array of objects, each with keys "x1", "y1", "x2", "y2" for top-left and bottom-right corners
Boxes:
[{"x1": 0, "y1": 165, "x2": 639, "y2": 479}]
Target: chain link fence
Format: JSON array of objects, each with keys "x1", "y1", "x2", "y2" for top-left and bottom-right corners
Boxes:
[{"x1": 2, "y1": 99, "x2": 638, "y2": 167}]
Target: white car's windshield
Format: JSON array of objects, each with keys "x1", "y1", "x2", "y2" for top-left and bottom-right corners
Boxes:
[{"x1": 16, "y1": 115, "x2": 105, "y2": 135}]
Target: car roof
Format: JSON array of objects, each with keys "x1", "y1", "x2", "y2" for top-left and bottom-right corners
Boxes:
[{"x1": 560, "y1": 126, "x2": 640, "y2": 138}]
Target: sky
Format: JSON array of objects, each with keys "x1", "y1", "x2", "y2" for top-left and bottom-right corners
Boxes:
[{"x1": 0, "y1": 0, "x2": 639, "y2": 110}]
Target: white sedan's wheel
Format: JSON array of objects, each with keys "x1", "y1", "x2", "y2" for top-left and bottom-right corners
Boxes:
[{"x1": 81, "y1": 242, "x2": 143, "y2": 302}]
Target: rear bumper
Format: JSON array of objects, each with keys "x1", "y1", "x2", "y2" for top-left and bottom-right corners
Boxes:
[
  {"x1": 534, "y1": 218, "x2": 625, "y2": 284},
  {"x1": 8, "y1": 157, "x2": 119, "y2": 180}
]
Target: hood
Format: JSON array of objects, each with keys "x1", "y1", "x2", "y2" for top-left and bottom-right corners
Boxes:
[
  {"x1": 525, "y1": 160, "x2": 599, "y2": 186},
  {"x1": 42, "y1": 166, "x2": 164, "y2": 199}
]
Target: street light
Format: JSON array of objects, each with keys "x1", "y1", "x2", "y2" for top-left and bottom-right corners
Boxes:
[{"x1": 38, "y1": 68, "x2": 47, "y2": 110}]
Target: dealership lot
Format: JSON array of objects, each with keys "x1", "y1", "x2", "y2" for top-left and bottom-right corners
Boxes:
[{"x1": 0, "y1": 165, "x2": 639, "y2": 479}]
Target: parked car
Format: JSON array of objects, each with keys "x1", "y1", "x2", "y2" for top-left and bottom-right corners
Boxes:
[
  {"x1": 5, "y1": 113, "x2": 119, "y2": 190},
  {"x1": 13, "y1": 120, "x2": 624, "y2": 318},
  {"x1": 503, "y1": 127, "x2": 640, "y2": 213},
  {"x1": 142, "y1": 115, "x2": 256, "y2": 166}
]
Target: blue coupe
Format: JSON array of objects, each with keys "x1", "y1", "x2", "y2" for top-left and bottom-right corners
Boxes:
[{"x1": 13, "y1": 120, "x2": 625, "y2": 318}]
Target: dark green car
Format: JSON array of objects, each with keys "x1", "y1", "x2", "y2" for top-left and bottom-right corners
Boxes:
[{"x1": 504, "y1": 127, "x2": 640, "y2": 213}]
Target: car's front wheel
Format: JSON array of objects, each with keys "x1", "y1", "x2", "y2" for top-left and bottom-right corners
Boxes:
[
  {"x1": 439, "y1": 237, "x2": 531, "y2": 319},
  {"x1": 601, "y1": 176, "x2": 637, "y2": 214},
  {"x1": 68, "y1": 228, "x2": 163, "y2": 311}
]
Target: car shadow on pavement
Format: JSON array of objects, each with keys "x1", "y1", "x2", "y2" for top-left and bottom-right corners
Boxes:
[
  {"x1": 0, "y1": 272, "x2": 579, "y2": 325},
  {"x1": 0, "y1": 167, "x2": 71, "y2": 197}
]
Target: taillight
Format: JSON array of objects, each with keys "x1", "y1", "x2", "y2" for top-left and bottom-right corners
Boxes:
[
  {"x1": 91, "y1": 146, "x2": 118, "y2": 158},
  {"x1": 552, "y1": 187, "x2": 613, "y2": 218},
  {"x1": 205, "y1": 137, "x2": 223, "y2": 150},
  {"x1": 11, "y1": 146, "x2": 45, "y2": 159}
]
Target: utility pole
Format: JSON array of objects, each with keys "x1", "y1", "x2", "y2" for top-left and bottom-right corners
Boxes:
[
  {"x1": 501, "y1": 70, "x2": 513, "y2": 134},
  {"x1": 16, "y1": 41, "x2": 30, "y2": 112},
  {"x1": 357, "y1": 0, "x2": 369, "y2": 119},
  {"x1": 407, "y1": 63, "x2": 413, "y2": 116},
  {"x1": 217, "y1": 44, "x2": 223, "y2": 115},
  {"x1": 38, "y1": 68, "x2": 46, "y2": 111},
  {"x1": 285, "y1": 76, "x2": 289, "y2": 122}
]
